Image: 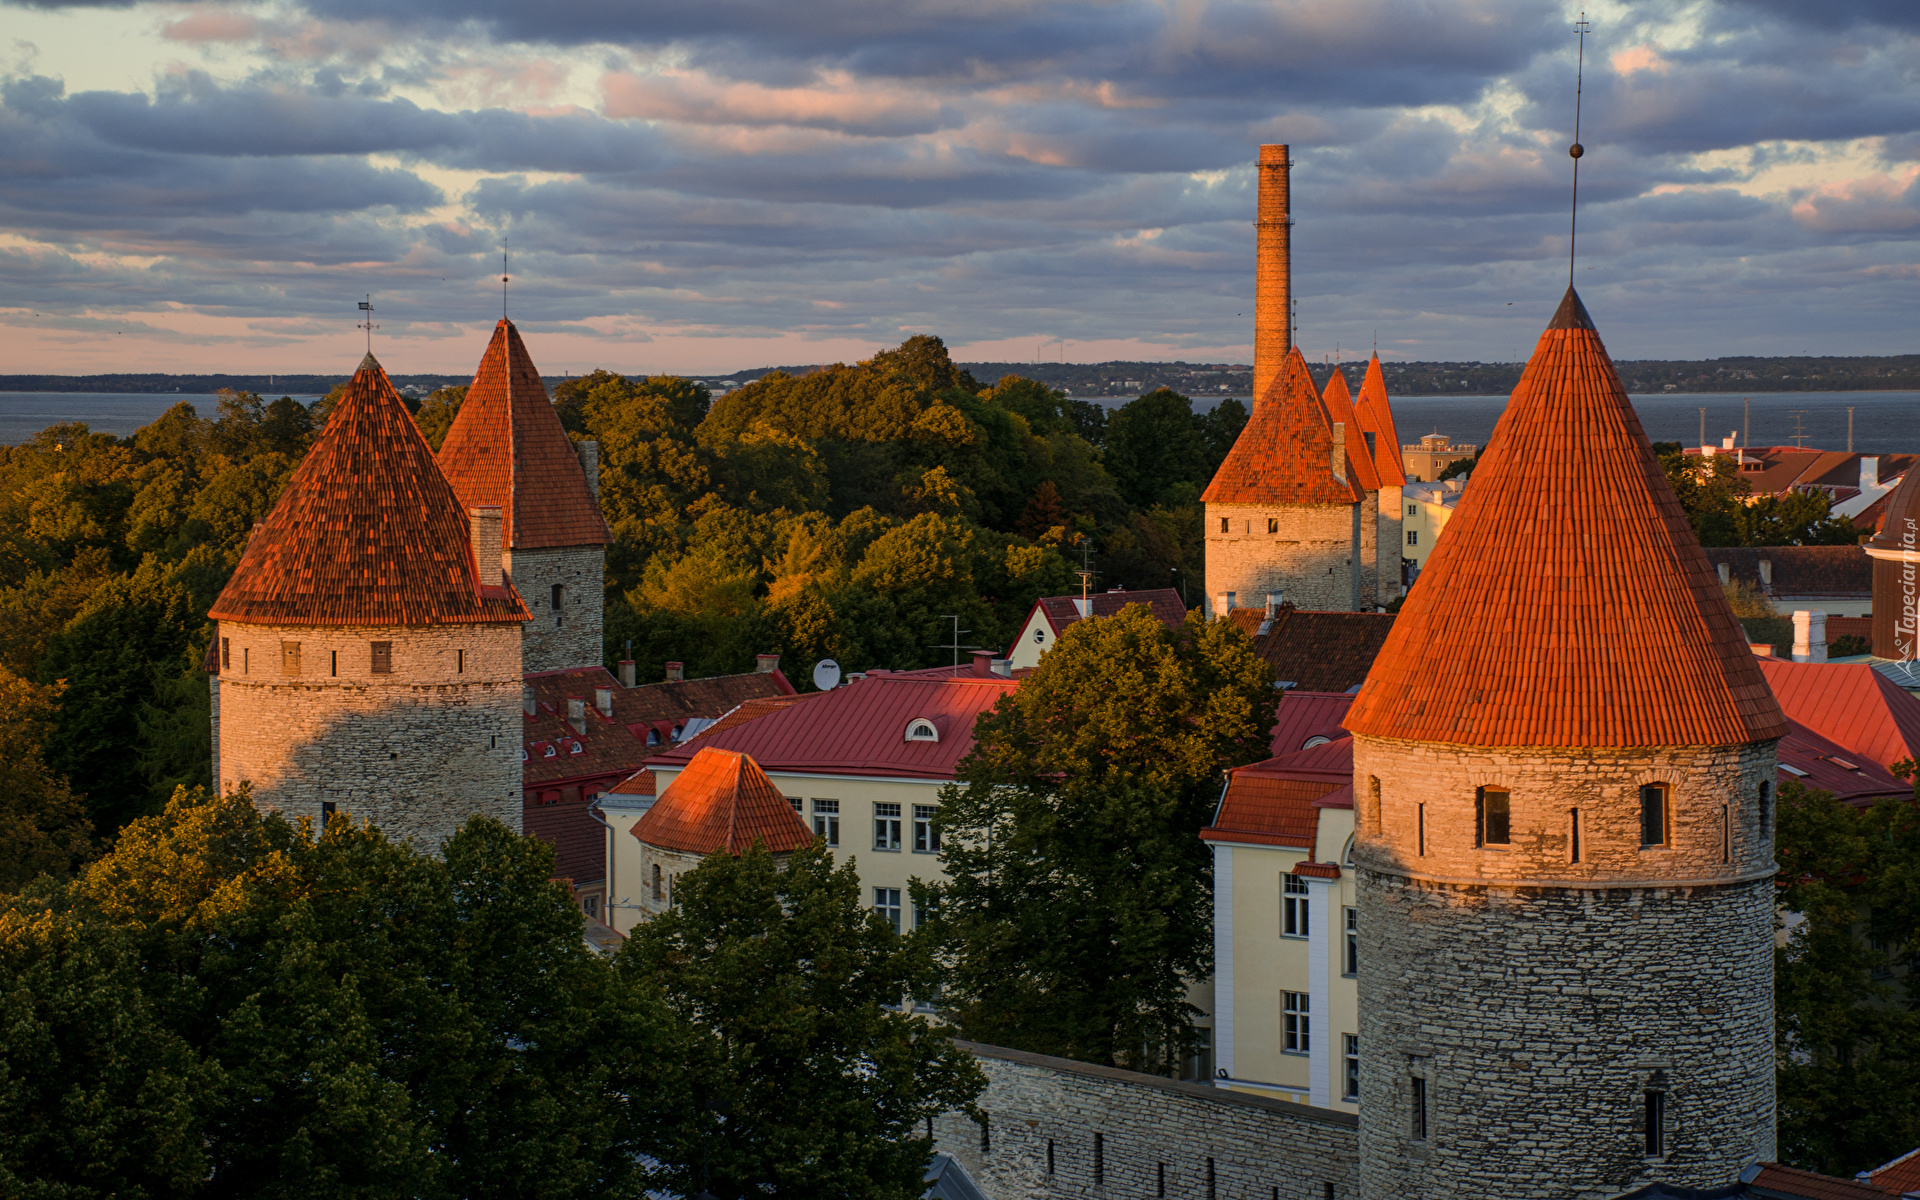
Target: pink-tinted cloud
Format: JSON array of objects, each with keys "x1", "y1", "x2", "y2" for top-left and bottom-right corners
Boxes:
[
  {"x1": 1792, "y1": 167, "x2": 1920, "y2": 233},
  {"x1": 601, "y1": 70, "x2": 952, "y2": 137},
  {"x1": 160, "y1": 11, "x2": 262, "y2": 42}
]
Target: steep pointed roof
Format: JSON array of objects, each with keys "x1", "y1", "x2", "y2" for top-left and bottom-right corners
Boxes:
[
  {"x1": 630, "y1": 747, "x2": 814, "y2": 856},
  {"x1": 210, "y1": 354, "x2": 529, "y2": 627},
  {"x1": 1866, "y1": 456, "x2": 1920, "y2": 555},
  {"x1": 1345, "y1": 289, "x2": 1787, "y2": 748},
  {"x1": 438, "y1": 319, "x2": 610, "y2": 550},
  {"x1": 1354, "y1": 354, "x2": 1406, "y2": 487},
  {"x1": 1318, "y1": 366, "x2": 1381, "y2": 492},
  {"x1": 1202, "y1": 347, "x2": 1363, "y2": 507}
]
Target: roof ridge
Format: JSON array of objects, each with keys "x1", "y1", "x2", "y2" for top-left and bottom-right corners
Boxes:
[{"x1": 1344, "y1": 287, "x2": 1787, "y2": 749}]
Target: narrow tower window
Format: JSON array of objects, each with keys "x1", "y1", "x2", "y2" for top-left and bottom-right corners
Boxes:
[
  {"x1": 1721, "y1": 805, "x2": 1730, "y2": 863},
  {"x1": 1047, "y1": 1140, "x2": 1055, "y2": 1175},
  {"x1": 1569, "y1": 808, "x2": 1582, "y2": 863},
  {"x1": 330, "y1": 649, "x2": 338, "y2": 677},
  {"x1": 371, "y1": 641, "x2": 392, "y2": 674},
  {"x1": 243, "y1": 647, "x2": 249, "y2": 674},
  {"x1": 1758, "y1": 781, "x2": 1771, "y2": 837},
  {"x1": 651, "y1": 862, "x2": 663, "y2": 901},
  {"x1": 1157, "y1": 1161, "x2": 1165, "y2": 1196},
  {"x1": 1268, "y1": 517, "x2": 1279, "y2": 534},
  {"x1": 1093, "y1": 1132, "x2": 1104, "y2": 1185},
  {"x1": 1411, "y1": 1076, "x2": 1428, "y2": 1140},
  {"x1": 1343, "y1": 906, "x2": 1359, "y2": 975},
  {"x1": 1644, "y1": 1090, "x2": 1666, "y2": 1157},
  {"x1": 1477, "y1": 787, "x2": 1511, "y2": 847},
  {"x1": 220, "y1": 638, "x2": 230, "y2": 669},
  {"x1": 457, "y1": 648, "x2": 466, "y2": 674},
  {"x1": 1639, "y1": 784, "x2": 1669, "y2": 848},
  {"x1": 979, "y1": 1114, "x2": 990, "y2": 1155},
  {"x1": 1220, "y1": 517, "x2": 1230, "y2": 534},
  {"x1": 1417, "y1": 804, "x2": 1426, "y2": 856}
]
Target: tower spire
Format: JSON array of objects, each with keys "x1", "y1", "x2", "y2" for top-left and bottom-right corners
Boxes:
[
  {"x1": 502, "y1": 238, "x2": 510, "y2": 320},
  {"x1": 1568, "y1": 12, "x2": 1590, "y2": 285}
]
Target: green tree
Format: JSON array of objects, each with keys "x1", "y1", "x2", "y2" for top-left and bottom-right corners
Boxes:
[
  {"x1": 624, "y1": 841, "x2": 985, "y2": 1200},
  {"x1": 1102, "y1": 389, "x2": 1206, "y2": 509},
  {"x1": 412, "y1": 385, "x2": 465, "y2": 451},
  {"x1": 0, "y1": 668, "x2": 92, "y2": 888},
  {"x1": 1199, "y1": 396, "x2": 1247, "y2": 477},
  {"x1": 1774, "y1": 781, "x2": 1920, "y2": 1176},
  {"x1": 923, "y1": 606, "x2": 1276, "y2": 1068}
]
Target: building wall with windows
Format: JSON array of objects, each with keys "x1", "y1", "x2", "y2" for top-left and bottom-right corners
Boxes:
[
  {"x1": 1211, "y1": 805, "x2": 1359, "y2": 1115},
  {"x1": 1204, "y1": 502, "x2": 1371, "y2": 613},
  {"x1": 1400, "y1": 478, "x2": 1467, "y2": 574},
  {"x1": 604, "y1": 767, "x2": 952, "y2": 938},
  {"x1": 214, "y1": 620, "x2": 523, "y2": 848}
]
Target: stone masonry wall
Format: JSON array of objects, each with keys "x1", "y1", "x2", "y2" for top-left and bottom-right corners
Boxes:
[
  {"x1": 1350, "y1": 734, "x2": 1778, "y2": 1200},
  {"x1": 1376, "y1": 485, "x2": 1403, "y2": 602},
  {"x1": 510, "y1": 544, "x2": 605, "y2": 671},
  {"x1": 1358, "y1": 490, "x2": 1379, "y2": 607},
  {"x1": 216, "y1": 621, "x2": 523, "y2": 848},
  {"x1": 935, "y1": 1042, "x2": 1359, "y2": 1200},
  {"x1": 1206, "y1": 502, "x2": 1360, "y2": 613}
]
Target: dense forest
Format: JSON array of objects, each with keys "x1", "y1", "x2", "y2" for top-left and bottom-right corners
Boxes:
[{"x1": 0, "y1": 335, "x2": 1243, "y2": 844}]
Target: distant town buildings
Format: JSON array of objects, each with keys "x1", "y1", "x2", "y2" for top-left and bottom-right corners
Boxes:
[{"x1": 1400, "y1": 432, "x2": 1476, "y2": 482}]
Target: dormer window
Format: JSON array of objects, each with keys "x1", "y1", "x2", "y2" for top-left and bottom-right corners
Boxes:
[
  {"x1": 569, "y1": 741, "x2": 585, "y2": 755},
  {"x1": 542, "y1": 743, "x2": 557, "y2": 758},
  {"x1": 906, "y1": 718, "x2": 940, "y2": 743},
  {"x1": 647, "y1": 730, "x2": 659, "y2": 746}
]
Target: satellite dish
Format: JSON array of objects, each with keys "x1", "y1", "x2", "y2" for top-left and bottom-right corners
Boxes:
[{"x1": 812, "y1": 659, "x2": 842, "y2": 691}]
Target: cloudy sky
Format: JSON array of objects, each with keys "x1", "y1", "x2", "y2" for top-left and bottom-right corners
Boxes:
[{"x1": 2, "y1": 0, "x2": 1916, "y2": 376}]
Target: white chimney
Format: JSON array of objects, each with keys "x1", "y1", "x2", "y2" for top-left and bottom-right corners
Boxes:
[
  {"x1": 1792, "y1": 610, "x2": 1828, "y2": 663},
  {"x1": 664, "y1": 661, "x2": 684, "y2": 682},
  {"x1": 567, "y1": 696, "x2": 588, "y2": 734},
  {"x1": 1717, "y1": 562, "x2": 1731, "y2": 586},
  {"x1": 1214, "y1": 591, "x2": 1235, "y2": 621},
  {"x1": 1266, "y1": 592, "x2": 1283, "y2": 618},
  {"x1": 1757, "y1": 560, "x2": 1773, "y2": 593},
  {"x1": 522, "y1": 684, "x2": 536, "y2": 717},
  {"x1": 1722, "y1": 434, "x2": 1736, "y2": 451},
  {"x1": 756, "y1": 653, "x2": 781, "y2": 674},
  {"x1": 469, "y1": 506, "x2": 503, "y2": 588},
  {"x1": 618, "y1": 659, "x2": 636, "y2": 688},
  {"x1": 595, "y1": 686, "x2": 613, "y2": 718}
]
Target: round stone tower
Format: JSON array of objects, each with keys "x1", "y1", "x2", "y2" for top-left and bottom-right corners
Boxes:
[
  {"x1": 209, "y1": 353, "x2": 531, "y2": 848},
  {"x1": 1343, "y1": 289, "x2": 1788, "y2": 1199},
  {"x1": 437, "y1": 319, "x2": 611, "y2": 672}
]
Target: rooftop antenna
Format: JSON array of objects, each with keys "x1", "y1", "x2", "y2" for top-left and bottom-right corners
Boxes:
[
  {"x1": 931, "y1": 616, "x2": 980, "y2": 677},
  {"x1": 356, "y1": 295, "x2": 378, "y2": 352},
  {"x1": 1743, "y1": 397, "x2": 1750, "y2": 448},
  {"x1": 1789, "y1": 409, "x2": 1809, "y2": 449},
  {"x1": 1076, "y1": 536, "x2": 1097, "y2": 605},
  {"x1": 1568, "y1": 12, "x2": 1590, "y2": 285}
]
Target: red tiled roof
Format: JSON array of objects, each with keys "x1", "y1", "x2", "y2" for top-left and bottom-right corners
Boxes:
[
  {"x1": 1200, "y1": 740, "x2": 1354, "y2": 848},
  {"x1": 1746, "y1": 1162, "x2": 1895, "y2": 1200},
  {"x1": 1292, "y1": 860, "x2": 1341, "y2": 878},
  {"x1": 524, "y1": 798, "x2": 606, "y2": 886},
  {"x1": 1779, "y1": 718, "x2": 1913, "y2": 806},
  {"x1": 1759, "y1": 658, "x2": 1920, "y2": 771},
  {"x1": 1346, "y1": 289, "x2": 1789, "y2": 748},
  {"x1": 629, "y1": 747, "x2": 813, "y2": 856},
  {"x1": 1318, "y1": 368, "x2": 1381, "y2": 492},
  {"x1": 209, "y1": 353, "x2": 530, "y2": 628},
  {"x1": 1702, "y1": 546, "x2": 1871, "y2": 597},
  {"x1": 1868, "y1": 459, "x2": 1920, "y2": 556},
  {"x1": 438, "y1": 319, "x2": 611, "y2": 550},
  {"x1": 1267, "y1": 690, "x2": 1357, "y2": 756},
  {"x1": 608, "y1": 769, "x2": 656, "y2": 796},
  {"x1": 1015, "y1": 588, "x2": 1186, "y2": 654},
  {"x1": 1227, "y1": 606, "x2": 1395, "y2": 695},
  {"x1": 647, "y1": 673, "x2": 1016, "y2": 780},
  {"x1": 1354, "y1": 354, "x2": 1407, "y2": 487},
  {"x1": 523, "y1": 665, "x2": 794, "y2": 788},
  {"x1": 1202, "y1": 347, "x2": 1363, "y2": 507},
  {"x1": 1868, "y1": 1146, "x2": 1920, "y2": 1195}
]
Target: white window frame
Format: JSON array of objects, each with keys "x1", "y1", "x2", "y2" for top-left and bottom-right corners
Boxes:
[
  {"x1": 812, "y1": 799, "x2": 840, "y2": 847},
  {"x1": 1282, "y1": 990, "x2": 1310, "y2": 1054},
  {"x1": 874, "y1": 887, "x2": 902, "y2": 932},
  {"x1": 1343, "y1": 1034, "x2": 1360, "y2": 1100},
  {"x1": 913, "y1": 804, "x2": 940, "y2": 853},
  {"x1": 874, "y1": 803, "x2": 902, "y2": 851},
  {"x1": 1343, "y1": 906, "x2": 1359, "y2": 976},
  {"x1": 1283, "y1": 874, "x2": 1309, "y2": 938}
]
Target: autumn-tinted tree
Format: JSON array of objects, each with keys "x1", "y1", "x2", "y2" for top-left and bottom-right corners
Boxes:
[
  {"x1": 625, "y1": 841, "x2": 985, "y2": 1200},
  {"x1": 922, "y1": 605, "x2": 1276, "y2": 1068},
  {"x1": 0, "y1": 668, "x2": 92, "y2": 888}
]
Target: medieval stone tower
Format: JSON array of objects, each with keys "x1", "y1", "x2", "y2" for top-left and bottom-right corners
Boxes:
[
  {"x1": 1204, "y1": 346, "x2": 1373, "y2": 612},
  {"x1": 437, "y1": 319, "x2": 610, "y2": 672},
  {"x1": 1343, "y1": 289, "x2": 1785, "y2": 1200},
  {"x1": 209, "y1": 353, "x2": 530, "y2": 846},
  {"x1": 1204, "y1": 143, "x2": 1404, "y2": 614}
]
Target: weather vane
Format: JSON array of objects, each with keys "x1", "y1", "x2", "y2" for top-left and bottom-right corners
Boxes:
[
  {"x1": 1568, "y1": 12, "x2": 1590, "y2": 285},
  {"x1": 357, "y1": 295, "x2": 379, "y2": 352}
]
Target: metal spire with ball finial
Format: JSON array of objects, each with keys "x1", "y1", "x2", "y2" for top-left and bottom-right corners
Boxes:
[{"x1": 1568, "y1": 12, "x2": 1590, "y2": 286}]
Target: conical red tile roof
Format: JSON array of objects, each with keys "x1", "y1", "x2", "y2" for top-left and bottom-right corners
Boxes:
[
  {"x1": 1354, "y1": 354, "x2": 1406, "y2": 487},
  {"x1": 1202, "y1": 347, "x2": 1363, "y2": 507},
  {"x1": 1319, "y1": 366, "x2": 1381, "y2": 492},
  {"x1": 1344, "y1": 289, "x2": 1787, "y2": 748},
  {"x1": 438, "y1": 319, "x2": 610, "y2": 550},
  {"x1": 630, "y1": 747, "x2": 814, "y2": 856},
  {"x1": 209, "y1": 354, "x2": 530, "y2": 628}
]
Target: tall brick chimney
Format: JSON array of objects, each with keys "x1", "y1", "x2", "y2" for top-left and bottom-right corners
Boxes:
[
  {"x1": 468, "y1": 506, "x2": 503, "y2": 588},
  {"x1": 1253, "y1": 144, "x2": 1292, "y2": 407}
]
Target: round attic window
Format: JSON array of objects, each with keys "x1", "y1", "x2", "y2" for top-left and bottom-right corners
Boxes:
[
  {"x1": 1303, "y1": 735, "x2": 1332, "y2": 749},
  {"x1": 905, "y1": 718, "x2": 940, "y2": 743}
]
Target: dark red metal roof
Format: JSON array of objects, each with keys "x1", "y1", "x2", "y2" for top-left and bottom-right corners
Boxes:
[
  {"x1": 1778, "y1": 718, "x2": 1912, "y2": 806},
  {"x1": 647, "y1": 672, "x2": 1017, "y2": 780},
  {"x1": 1760, "y1": 658, "x2": 1920, "y2": 772},
  {"x1": 1268, "y1": 690, "x2": 1356, "y2": 756}
]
